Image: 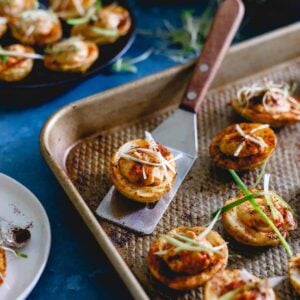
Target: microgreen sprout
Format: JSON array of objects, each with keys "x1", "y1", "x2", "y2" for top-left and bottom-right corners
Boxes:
[
  {"x1": 111, "y1": 48, "x2": 153, "y2": 73},
  {"x1": 0, "y1": 245, "x2": 28, "y2": 259}
]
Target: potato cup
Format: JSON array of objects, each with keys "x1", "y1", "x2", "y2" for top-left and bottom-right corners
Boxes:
[
  {"x1": 44, "y1": 37, "x2": 99, "y2": 73},
  {"x1": 204, "y1": 269, "x2": 278, "y2": 300},
  {"x1": 0, "y1": 44, "x2": 35, "y2": 82},
  {"x1": 232, "y1": 80, "x2": 300, "y2": 127},
  {"x1": 110, "y1": 134, "x2": 177, "y2": 203},
  {"x1": 0, "y1": 0, "x2": 36, "y2": 18},
  {"x1": 49, "y1": 0, "x2": 96, "y2": 19},
  {"x1": 10, "y1": 9, "x2": 62, "y2": 46},
  {"x1": 0, "y1": 249, "x2": 6, "y2": 286},
  {"x1": 209, "y1": 123, "x2": 277, "y2": 171},
  {"x1": 289, "y1": 253, "x2": 300, "y2": 295},
  {"x1": 148, "y1": 226, "x2": 228, "y2": 290},
  {"x1": 71, "y1": 4, "x2": 131, "y2": 45},
  {"x1": 222, "y1": 190, "x2": 296, "y2": 247}
]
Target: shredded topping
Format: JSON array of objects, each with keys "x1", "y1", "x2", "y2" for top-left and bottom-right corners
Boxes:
[
  {"x1": 155, "y1": 210, "x2": 226, "y2": 256},
  {"x1": 236, "y1": 79, "x2": 300, "y2": 114},
  {"x1": 234, "y1": 124, "x2": 269, "y2": 157},
  {"x1": 118, "y1": 132, "x2": 182, "y2": 184},
  {"x1": 0, "y1": 17, "x2": 7, "y2": 25},
  {"x1": 0, "y1": 47, "x2": 44, "y2": 60},
  {"x1": 72, "y1": 0, "x2": 85, "y2": 16}
]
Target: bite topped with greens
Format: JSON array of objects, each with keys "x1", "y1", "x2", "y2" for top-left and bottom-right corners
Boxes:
[
  {"x1": 204, "y1": 269, "x2": 281, "y2": 300},
  {"x1": 232, "y1": 80, "x2": 300, "y2": 127},
  {"x1": 148, "y1": 212, "x2": 228, "y2": 290},
  {"x1": 209, "y1": 123, "x2": 277, "y2": 171}
]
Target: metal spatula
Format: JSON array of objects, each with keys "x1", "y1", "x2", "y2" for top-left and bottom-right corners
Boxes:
[{"x1": 96, "y1": 0, "x2": 244, "y2": 234}]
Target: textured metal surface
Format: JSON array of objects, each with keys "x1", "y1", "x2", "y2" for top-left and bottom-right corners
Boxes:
[{"x1": 65, "y1": 60, "x2": 300, "y2": 299}]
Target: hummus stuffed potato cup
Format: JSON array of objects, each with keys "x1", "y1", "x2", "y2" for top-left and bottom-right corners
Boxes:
[
  {"x1": 71, "y1": 4, "x2": 131, "y2": 45},
  {"x1": 289, "y1": 253, "x2": 300, "y2": 295},
  {"x1": 44, "y1": 37, "x2": 98, "y2": 73},
  {"x1": 204, "y1": 269, "x2": 278, "y2": 300},
  {"x1": 222, "y1": 190, "x2": 296, "y2": 247},
  {"x1": 232, "y1": 80, "x2": 300, "y2": 127},
  {"x1": 148, "y1": 226, "x2": 228, "y2": 290},
  {"x1": 209, "y1": 123, "x2": 277, "y2": 171},
  {"x1": 110, "y1": 134, "x2": 177, "y2": 203},
  {"x1": 49, "y1": 0, "x2": 96, "y2": 19},
  {"x1": 0, "y1": 44, "x2": 36, "y2": 82},
  {"x1": 10, "y1": 9, "x2": 62, "y2": 46},
  {"x1": 0, "y1": 0, "x2": 36, "y2": 18}
]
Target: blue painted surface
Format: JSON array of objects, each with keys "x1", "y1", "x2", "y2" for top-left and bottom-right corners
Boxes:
[{"x1": 0, "y1": 1, "x2": 298, "y2": 299}]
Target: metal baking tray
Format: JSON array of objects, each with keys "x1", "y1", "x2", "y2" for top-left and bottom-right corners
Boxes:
[{"x1": 40, "y1": 22, "x2": 300, "y2": 300}]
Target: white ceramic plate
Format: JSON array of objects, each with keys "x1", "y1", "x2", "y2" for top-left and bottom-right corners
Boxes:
[{"x1": 0, "y1": 173, "x2": 51, "y2": 300}]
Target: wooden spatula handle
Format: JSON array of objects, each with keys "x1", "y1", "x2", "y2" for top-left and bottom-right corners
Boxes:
[{"x1": 180, "y1": 0, "x2": 244, "y2": 113}]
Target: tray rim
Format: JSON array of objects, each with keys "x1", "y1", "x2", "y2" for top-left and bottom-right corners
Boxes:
[{"x1": 40, "y1": 22, "x2": 300, "y2": 300}]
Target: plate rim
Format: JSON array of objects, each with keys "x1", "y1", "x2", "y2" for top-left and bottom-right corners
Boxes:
[{"x1": 0, "y1": 173, "x2": 51, "y2": 300}]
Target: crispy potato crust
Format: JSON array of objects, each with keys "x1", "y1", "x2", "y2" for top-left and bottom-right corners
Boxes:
[
  {"x1": 289, "y1": 253, "x2": 300, "y2": 295},
  {"x1": 204, "y1": 269, "x2": 277, "y2": 300},
  {"x1": 44, "y1": 40, "x2": 98, "y2": 73},
  {"x1": 209, "y1": 123, "x2": 277, "y2": 171},
  {"x1": 222, "y1": 191, "x2": 296, "y2": 247},
  {"x1": 71, "y1": 5, "x2": 131, "y2": 45},
  {"x1": 49, "y1": 0, "x2": 96, "y2": 19},
  {"x1": 148, "y1": 227, "x2": 228, "y2": 290},
  {"x1": 232, "y1": 97, "x2": 300, "y2": 127},
  {"x1": 110, "y1": 139, "x2": 176, "y2": 203},
  {"x1": 10, "y1": 10, "x2": 62, "y2": 46},
  {"x1": 0, "y1": 249, "x2": 6, "y2": 286},
  {"x1": 0, "y1": 44, "x2": 34, "y2": 82},
  {"x1": 0, "y1": 0, "x2": 36, "y2": 18}
]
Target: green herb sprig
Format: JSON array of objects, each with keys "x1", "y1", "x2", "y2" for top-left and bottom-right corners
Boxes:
[{"x1": 229, "y1": 169, "x2": 293, "y2": 257}]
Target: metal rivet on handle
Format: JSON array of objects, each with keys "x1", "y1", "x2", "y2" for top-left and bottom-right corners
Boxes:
[
  {"x1": 200, "y1": 63, "x2": 209, "y2": 72},
  {"x1": 187, "y1": 91, "x2": 197, "y2": 101}
]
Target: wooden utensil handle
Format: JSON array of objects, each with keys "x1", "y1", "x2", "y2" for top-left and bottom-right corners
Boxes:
[{"x1": 180, "y1": 0, "x2": 244, "y2": 113}]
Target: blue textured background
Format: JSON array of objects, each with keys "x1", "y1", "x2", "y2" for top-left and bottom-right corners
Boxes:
[{"x1": 0, "y1": 1, "x2": 299, "y2": 299}]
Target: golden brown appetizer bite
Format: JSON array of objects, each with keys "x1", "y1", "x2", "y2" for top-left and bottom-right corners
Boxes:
[
  {"x1": 71, "y1": 4, "x2": 131, "y2": 45},
  {"x1": 110, "y1": 132, "x2": 179, "y2": 203},
  {"x1": 222, "y1": 188, "x2": 296, "y2": 247},
  {"x1": 10, "y1": 9, "x2": 62, "y2": 46},
  {"x1": 0, "y1": 17, "x2": 7, "y2": 37},
  {"x1": 0, "y1": 44, "x2": 39, "y2": 82},
  {"x1": 204, "y1": 269, "x2": 280, "y2": 300},
  {"x1": 148, "y1": 215, "x2": 228, "y2": 290},
  {"x1": 0, "y1": 249, "x2": 5, "y2": 286},
  {"x1": 44, "y1": 37, "x2": 98, "y2": 73},
  {"x1": 0, "y1": 0, "x2": 36, "y2": 18},
  {"x1": 232, "y1": 80, "x2": 300, "y2": 127},
  {"x1": 50, "y1": 0, "x2": 96, "y2": 19},
  {"x1": 209, "y1": 123, "x2": 277, "y2": 171},
  {"x1": 289, "y1": 253, "x2": 300, "y2": 295}
]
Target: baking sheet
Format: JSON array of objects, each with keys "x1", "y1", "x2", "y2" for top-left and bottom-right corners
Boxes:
[{"x1": 41, "y1": 23, "x2": 300, "y2": 299}]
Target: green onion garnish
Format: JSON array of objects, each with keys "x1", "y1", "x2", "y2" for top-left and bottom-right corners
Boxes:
[
  {"x1": 212, "y1": 191, "x2": 267, "y2": 217},
  {"x1": 66, "y1": 6, "x2": 96, "y2": 25},
  {"x1": 229, "y1": 169, "x2": 293, "y2": 257},
  {"x1": 91, "y1": 26, "x2": 118, "y2": 37},
  {"x1": 112, "y1": 49, "x2": 153, "y2": 74}
]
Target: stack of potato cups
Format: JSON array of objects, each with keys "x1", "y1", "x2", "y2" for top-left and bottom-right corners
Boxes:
[{"x1": 0, "y1": 0, "x2": 131, "y2": 81}]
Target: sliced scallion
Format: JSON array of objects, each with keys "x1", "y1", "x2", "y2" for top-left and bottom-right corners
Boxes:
[{"x1": 229, "y1": 169, "x2": 293, "y2": 257}]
